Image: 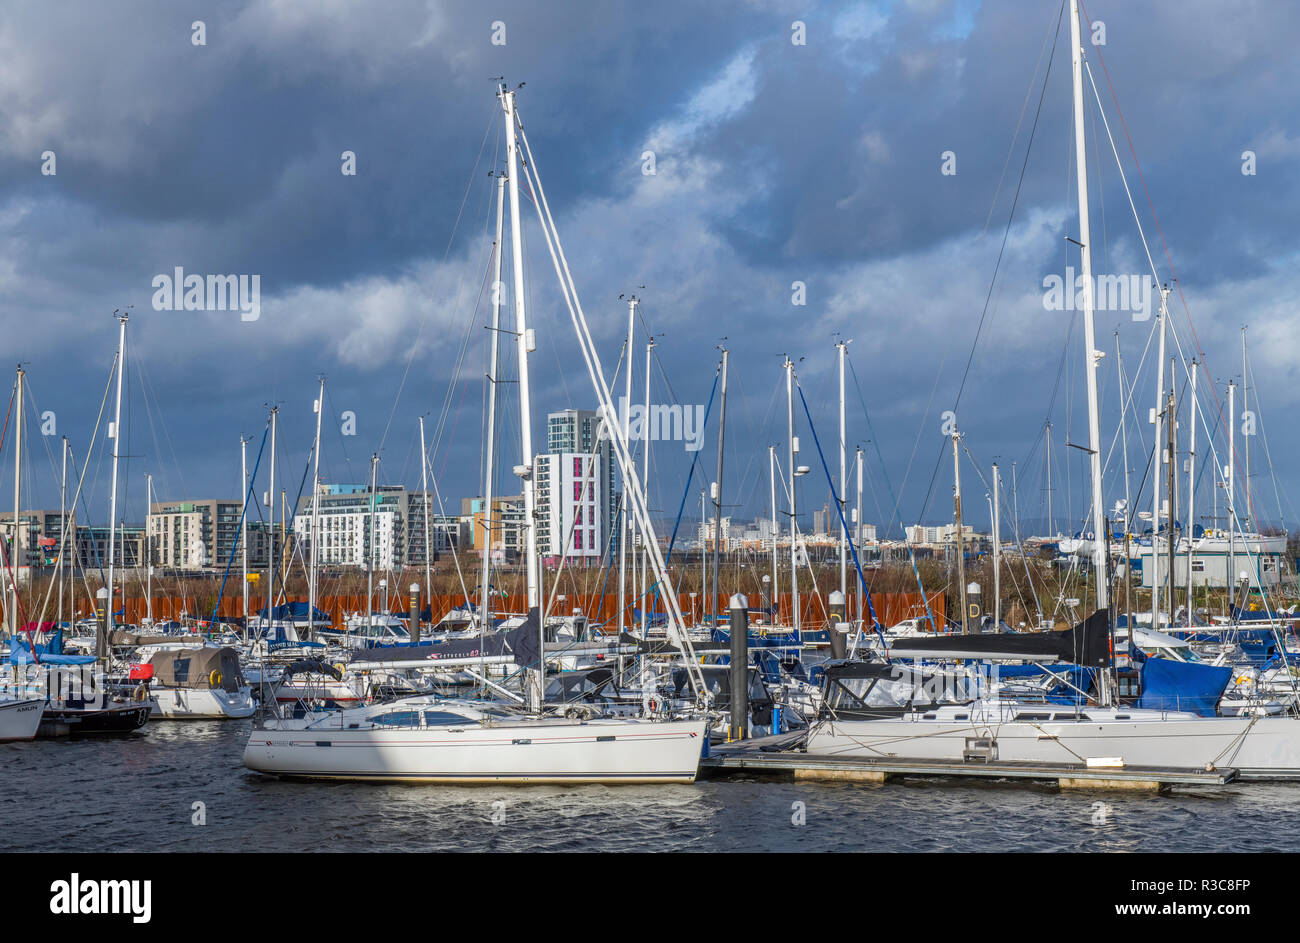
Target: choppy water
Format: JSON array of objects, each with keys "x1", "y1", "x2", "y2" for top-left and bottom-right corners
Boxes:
[{"x1": 3, "y1": 721, "x2": 1297, "y2": 852}]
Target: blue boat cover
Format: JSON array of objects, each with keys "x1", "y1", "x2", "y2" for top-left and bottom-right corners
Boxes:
[{"x1": 1135, "y1": 656, "x2": 1231, "y2": 716}]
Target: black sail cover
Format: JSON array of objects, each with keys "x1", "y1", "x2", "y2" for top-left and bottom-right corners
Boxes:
[
  {"x1": 888, "y1": 609, "x2": 1111, "y2": 667},
  {"x1": 349, "y1": 610, "x2": 542, "y2": 668}
]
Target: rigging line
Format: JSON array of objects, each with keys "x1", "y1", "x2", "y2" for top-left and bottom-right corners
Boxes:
[
  {"x1": 1099, "y1": 316, "x2": 1158, "y2": 480},
  {"x1": 794, "y1": 382, "x2": 888, "y2": 655},
  {"x1": 430, "y1": 174, "x2": 499, "y2": 475},
  {"x1": 1078, "y1": 3, "x2": 1240, "y2": 483},
  {"x1": 984, "y1": 0, "x2": 1063, "y2": 233},
  {"x1": 951, "y1": 0, "x2": 1064, "y2": 421},
  {"x1": 1245, "y1": 356, "x2": 1293, "y2": 527},
  {"x1": 846, "y1": 357, "x2": 898, "y2": 527},
  {"x1": 376, "y1": 104, "x2": 497, "y2": 455}
]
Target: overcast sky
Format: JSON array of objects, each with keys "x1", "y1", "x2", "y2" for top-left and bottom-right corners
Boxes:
[{"x1": 2, "y1": 0, "x2": 1297, "y2": 538}]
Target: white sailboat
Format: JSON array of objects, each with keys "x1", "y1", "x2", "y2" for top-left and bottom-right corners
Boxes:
[
  {"x1": 805, "y1": 0, "x2": 1300, "y2": 781},
  {"x1": 244, "y1": 83, "x2": 709, "y2": 785}
]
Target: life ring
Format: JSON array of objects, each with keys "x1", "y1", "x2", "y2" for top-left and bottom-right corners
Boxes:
[
  {"x1": 209, "y1": 669, "x2": 223, "y2": 687},
  {"x1": 132, "y1": 684, "x2": 147, "y2": 702}
]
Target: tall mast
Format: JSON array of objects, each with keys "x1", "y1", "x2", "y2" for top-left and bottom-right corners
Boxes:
[
  {"x1": 641, "y1": 337, "x2": 653, "y2": 632},
  {"x1": 58, "y1": 435, "x2": 67, "y2": 629},
  {"x1": 1186, "y1": 360, "x2": 1198, "y2": 627},
  {"x1": 419, "y1": 418, "x2": 432, "y2": 633},
  {"x1": 11, "y1": 366, "x2": 23, "y2": 636},
  {"x1": 106, "y1": 312, "x2": 127, "y2": 637},
  {"x1": 1227, "y1": 380, "x2": 1236, "y2": 610},
  {"x1": 700, "y1": 488, "x2": 707, "y2": 614},
  {"x1": 480, "y1": 171, "x2": 506, "y2": 633},
  {"x1": 240, "y1": 435, "x2": 249, "y2": 633},
  {"x1": 1115, "y1": 333, "x2": 1133, "y2": 632},
  {"x1": 266, "y1": 405, "x2": 277, "y2": 629},
  {"x1": 145, "y1": 473, "x2": 153, "y2": 622},
  {"x1": 711, "y1": 346, "x2": 728, "y2": 623},
  {"x1": 992, "y1": 462, "x2": 1001, "y2": 629},
  {"x1": 1166, "y1": 365, "x2": 1176, "y2": 629},
  {"x1": 1046, "y1": 421, "x2": 1053, "y2": 537},
  {"x1": 617, "y1": 297, "x2": 636, "y2": 636},
  {"x1": 1151, "y1": 287, "x2": 1168, "y2": 629},
  {"x1": 1242, "y1": 327, "x2": 1250, "y2": 531},
  {"x1": 855, "y1": 446, "x2": 864, "y2": 633},
  {"x1": 836, "y1": 340, "x2": 848, "y2": 601},
  {"x1": 1069, "y1": 0, "x2": 1109, "y2": 621},
  {"x1": 785, "y1": 358, "x2": 800, "y2": 635},
  {"x1": 952, "y1": 429, "x2": 967, "y2": 633},
  {"x1": 769, "y1": 444, "x2": 778, "y2": 621},
  {"x1": 309, "y1": 378, "x2": 324, "y2": 642},
  {"x1": 500, "y1": 85, "x2": 542, "y2": 709},
  {"x1": 368, "y1": 452, "x2": 378, "y2": 631}
]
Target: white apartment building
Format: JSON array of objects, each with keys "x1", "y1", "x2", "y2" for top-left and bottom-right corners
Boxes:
[{"x1": 535, "y1": 452, "x2": 610, "y2": 564}]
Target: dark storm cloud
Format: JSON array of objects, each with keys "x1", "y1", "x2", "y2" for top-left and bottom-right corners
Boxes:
[{"x1": 0, "y1": 0, "x2": 1296, "y2": 535}]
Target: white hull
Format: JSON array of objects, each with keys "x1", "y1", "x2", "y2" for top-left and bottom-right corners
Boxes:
[
  {"x1": 807, "y1": 710, "x2": 1300, "y2": 780},
  {"x1": 149, "y1": 685, "x2": 256, "y2": 719},
  {"x1": 0, "y1": 698, "x2": 44, "y2": 741},
  {"x1": 244, "y1": 708, "x2": 707, "y2": 784}
]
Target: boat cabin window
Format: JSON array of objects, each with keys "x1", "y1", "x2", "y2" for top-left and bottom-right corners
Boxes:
[
  {"x1": 370, "y1": 710, "x2": 422, "y2": 727},
  {"x1": 423, "y1": 710, "x2": 470, "y2": 726}
]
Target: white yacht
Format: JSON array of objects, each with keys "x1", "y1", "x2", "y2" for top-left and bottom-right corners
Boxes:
[
  {"x1": 139, "y1": 647, "x2": 255, "y2": 719},
  {"x1": 243, "y1": 696, "x2": 707, "y2": 784}
]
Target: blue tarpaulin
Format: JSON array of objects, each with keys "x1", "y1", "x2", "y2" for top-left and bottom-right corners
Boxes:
[{"x1": 1135, "y1": 656, "x2": 1232, "y2": 716}]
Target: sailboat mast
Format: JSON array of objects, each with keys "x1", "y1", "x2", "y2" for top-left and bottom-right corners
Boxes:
[
  {"x1": 1227, "y1": 380, "x2": 1236, "y2": 611},
  {"x1": 700, "y1": 488, "x2": 707, "y2": 615},
  {"x1": 58, "y1": 435, "x2": 67, "y2": 629},
  {"x1": 952, "y1": 430, "x2": 967, "y2": 634},
  {"x1": 1046, "y1": 421, "x2": 1053, "y2": 537},
  {"x1": 266, "y1": 406, "x2": 277, "y2": 629},
  {"x1": 1242, "y1": 327, "x2": 1250, "y2": 530},
  {"x1": 836, "y1": 340, "x2": 848, "y2": 600},
  {"x1": 500, "y1": 85, "x2": 543, "y2": 709},
  {"x1": 1115, "y1": 334, "x2": 1133, "y2": 632},
  {"x1": 1186, "y1": 360, "x2": 1198, "y2": 627},
  {"x1": 712, "y1": 346, "x2": 728, "y2": 622},
  {"x1": 106, "y1": 312, "x2": 127, "y2": 636},
  {"x1": 992, "y1": 462, "x2": 1001, "y2": 629},
  {"x1": 785, "y1": 358, "x2": 799, "y2": 635},
  {"x1": 419, "y1": 418, "x2": 432, "y2": 630},
  {"x1": 641, "y1": 337, "x2": 653, "y2": 633},
  {"x1": 11, "y1": 366, "x2": 23, "y2": 636},
  {"x1": 145, "y1": 473, "x2": 153, "y2": 622},
  {"x1": 1151, "y1": 288, "x2": 1168, "y2": 629},
  {"x1": 480, "y1": 172, "x2": 506, "y2": 632},
  {"x1": 769, "y1": 444, "x2": 778, "y2": 620},
  {"x1": 855, "y1": 446, "x2": 864, "y2": 633},
  {"x1": 309, "y1": 379, "x2": 324, "y2": 642},
  {"x1": 1166, "y1": 366, "x2": 1176, "y2": 628},
  {"x1": 617, "y1": 297, "x2": 636, "y2": 636},
  {"x1": 368, "y1": 452, "x2": 378, "y2": 632},
  {"x1": 240, "y1": 435, "x2": 249, "y2": 634},
  {"x1": 1069, "y1": 0, "x2": 1109, "y2": 620}
]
